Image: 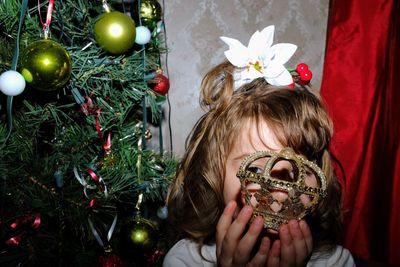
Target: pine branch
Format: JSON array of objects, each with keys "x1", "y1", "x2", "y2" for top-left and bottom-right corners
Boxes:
[{"x1": 1, "y1": 0, "x2": 177, "y2": 264}]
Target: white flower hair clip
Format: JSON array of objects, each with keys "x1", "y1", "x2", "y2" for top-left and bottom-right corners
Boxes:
[{"x1": 220, "y1": 25, "x2": 299, "y2": 88}]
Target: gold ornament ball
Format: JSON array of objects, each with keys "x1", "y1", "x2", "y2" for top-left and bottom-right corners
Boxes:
[
  {"x1": 132, "y1": 0, "x2": 162, "y2": 31},
  {"x1": 94, "y1": 11, "x2": 136, "y2": 54},
  {"x1": 144, "y1": 129, "x2": 152, "y2": 140},
  {"x1": 19, "y1": 39, "x2": 72, "y2": 91}
]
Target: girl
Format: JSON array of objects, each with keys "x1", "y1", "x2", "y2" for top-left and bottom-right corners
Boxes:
[{"x1": 164, "y1": 27, "x2": 355, "y2": 267}]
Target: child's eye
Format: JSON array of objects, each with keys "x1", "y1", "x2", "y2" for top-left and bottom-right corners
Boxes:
[
  {"x1": 270, "y1": 168, "x2": 295, "y2": 181},
  {"x1": 248, "y1": 166, "x2": 264, "y2": 174}
]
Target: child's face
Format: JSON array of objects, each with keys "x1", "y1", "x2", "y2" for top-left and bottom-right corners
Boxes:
[
  {"x1": 223, "y1": 119, "x2": 318, "y2": 217},
  {"x1": 224, "y1": 120, "x2": 283, "y2": 209}
]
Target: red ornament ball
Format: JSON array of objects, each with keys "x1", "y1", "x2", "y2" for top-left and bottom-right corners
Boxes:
[
  {"x1": 151, "y1": 74, "x2": 170, "y2": 95},
  {"x1": 148, "y1": 249, "x2": 167, "y2": 267},
  {"x1": 96, "y1": 252, "x2": 123, "y2": 267},
  {"x1": 296, "y1": 63, "x2": 309, "y2": 73}
]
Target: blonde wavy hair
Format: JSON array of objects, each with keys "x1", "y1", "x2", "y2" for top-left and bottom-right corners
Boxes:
[{"x1": 167, "y1": 61, "x2": 343, "y2": 252}]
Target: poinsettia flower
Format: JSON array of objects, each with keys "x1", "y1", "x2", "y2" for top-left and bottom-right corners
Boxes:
[{"x1": 220, "y1": 25, "x2": 297, "y2": 87}]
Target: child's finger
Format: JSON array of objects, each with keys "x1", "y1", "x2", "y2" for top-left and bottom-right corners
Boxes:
[
  {"x1": 266, "y1": 239, "x2": 281, "y2": 267},
  {"x1": 216, "y1": 200, "x2": 237, "y2": 256},
  {"x1": 217, "y1": 205, "x2": 254, "y2": 266},
  {"x1": 225, "y1": 205, "x2": 253, "y2": 240},
  {"x1": 233, "y1": 216, "x2": 264, "y2": 264},
  {"x1": 288, "y1": 220, "x2": 307, "y2": 265},
  {"x1": 247, "y1": 236, "x2": 271, "y2": 266},
  {"x1": 288, "y1": 220, "x2": 311, "y2": 265},
  {"x1": 279, "y1": 224, "x2": 296, "y2": 266},
  {"x1": 299, "y1": 220, "x2": 313, "y2": 253}
]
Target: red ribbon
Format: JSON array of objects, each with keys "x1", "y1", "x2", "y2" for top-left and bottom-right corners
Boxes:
[
  {"x1": 9, "y1": 213, "x2": 41, "y2": 230},
  {"x1": 88, "y1": 198, "x2": 97, "y2": 208},
  {"x1": 103, "y1": 133, "x2": 111, "y2": 152},
  {"x1": 81, "y1": 96, "x2": 95, "y2": 116},
  {"x1": 86, "y1": 168, "x2": 105, "y2": 192},
  {"x1": 95, "y1": 109, "x2": 111, "y2": 153},
  {"x1": 38, "y1": 0, "x2": 54, "y2": 31},
  {"x1": 31, "y1": 214, "x2": 41, "y2": 229},
  {"x1": 95, "y1": 109, "x2": 103, "y2": 141},
  {"x1": 80, "y1": 96, "x2": 111, "y2": 153},
  {"x1": 6, "y1": 235, "x2": 22, "y2": 246},
  {"x1": 5, "y1": 213, "x2": 41, "y2": 246}
]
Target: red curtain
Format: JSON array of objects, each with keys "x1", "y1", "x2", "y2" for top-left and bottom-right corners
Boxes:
[{"x1": 321, "y1": 0, "x2": 400, "y2": 265}]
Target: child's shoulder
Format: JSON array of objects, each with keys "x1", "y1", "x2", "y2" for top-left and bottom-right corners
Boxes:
[
  {"x1": 163, "y1": 240, "x2": 355, "y2": 267},
  {"x1": 163, "y1": 239, "x2": 216, "y2": 267},
  {"x1": 308, "y1": 245, "x2": 355, "y2": 267}
]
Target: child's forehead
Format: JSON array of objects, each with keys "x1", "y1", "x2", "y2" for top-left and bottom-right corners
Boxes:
[{"x1": 230, "y1": 119, "x2": 284, "y2": 155}]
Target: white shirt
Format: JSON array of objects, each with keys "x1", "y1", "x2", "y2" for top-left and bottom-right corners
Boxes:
[{"x1": 163, "y1": 238, "x2": 356, "y2": 267}]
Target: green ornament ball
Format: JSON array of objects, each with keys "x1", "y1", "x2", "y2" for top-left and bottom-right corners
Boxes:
[
  {"x1": 19, "y1": 39, "x2": 72, "y2": 91},
  {"x1": 94, "y1": 11, "x2": 136, "y2": 54},
  {"x1": 119, "y1": 216, "x2": 157, "y2": 253},
  {"x1": 132, "y1": 0, "x2": 162, "y2": 31}
]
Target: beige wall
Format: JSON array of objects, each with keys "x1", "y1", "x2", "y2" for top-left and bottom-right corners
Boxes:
[{"x1": 160, "y1": 0, "x2": 329, "y2": 156}]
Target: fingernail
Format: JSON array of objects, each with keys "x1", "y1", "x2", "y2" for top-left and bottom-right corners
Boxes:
[
  {"x1": 289, "y1": 220, "x2": 299, "y2": 229},
  {"x1": 253, "y1": 216, "x2": 264, "y2": 228}
]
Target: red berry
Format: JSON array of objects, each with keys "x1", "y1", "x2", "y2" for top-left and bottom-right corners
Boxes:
[
  {"x1": 296, "y1": 63, "x2": 309, "y2": 73},
  {"x1": 288, "y1": 82, "x2": 295, "y2": 88},
  {"x1": 300, "y1": 69, "x2": 312, "y2": 82}
]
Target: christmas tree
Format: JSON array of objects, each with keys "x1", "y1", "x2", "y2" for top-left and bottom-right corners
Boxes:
[{"x1": 0, "y1": 0, "x2": 177, "y2": 266}]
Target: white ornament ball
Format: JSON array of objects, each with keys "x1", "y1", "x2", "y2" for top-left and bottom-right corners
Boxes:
[
  {"x1": 0, "y1": 70, "x2": 26, "y2": 96},
  {"x1": 135, "y1": 26, "x2": 151, "y2": 45},
  {"x1": 156, "y1": 206, "x2": 168, "y2": 220}
]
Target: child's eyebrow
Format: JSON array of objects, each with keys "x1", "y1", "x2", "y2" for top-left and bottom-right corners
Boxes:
[{"x1": 229, "y1": 153, "x2": 249, "y2": 161}]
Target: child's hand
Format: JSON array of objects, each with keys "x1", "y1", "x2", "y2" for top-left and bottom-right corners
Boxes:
[
  {"x1": 216, "y1": 201, "x2": 270, "y2": 266},
  {"x1": 216, "y1": 201, "x2": 313, "y2": 267},
  {"x1": 270, "y1": 220, "x2": 313, "y2": 267}
]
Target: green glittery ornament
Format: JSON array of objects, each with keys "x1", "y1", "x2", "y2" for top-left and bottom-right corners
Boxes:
[
  {"x1": 119, "y1": 216, "x2": 157, "y2": 253},
  {"x1": 132, "y1": 0, "x2": 162, "y2": 31},
  {"x1": 19, "y1": 39, "x2": 72, "y2": 91}
]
